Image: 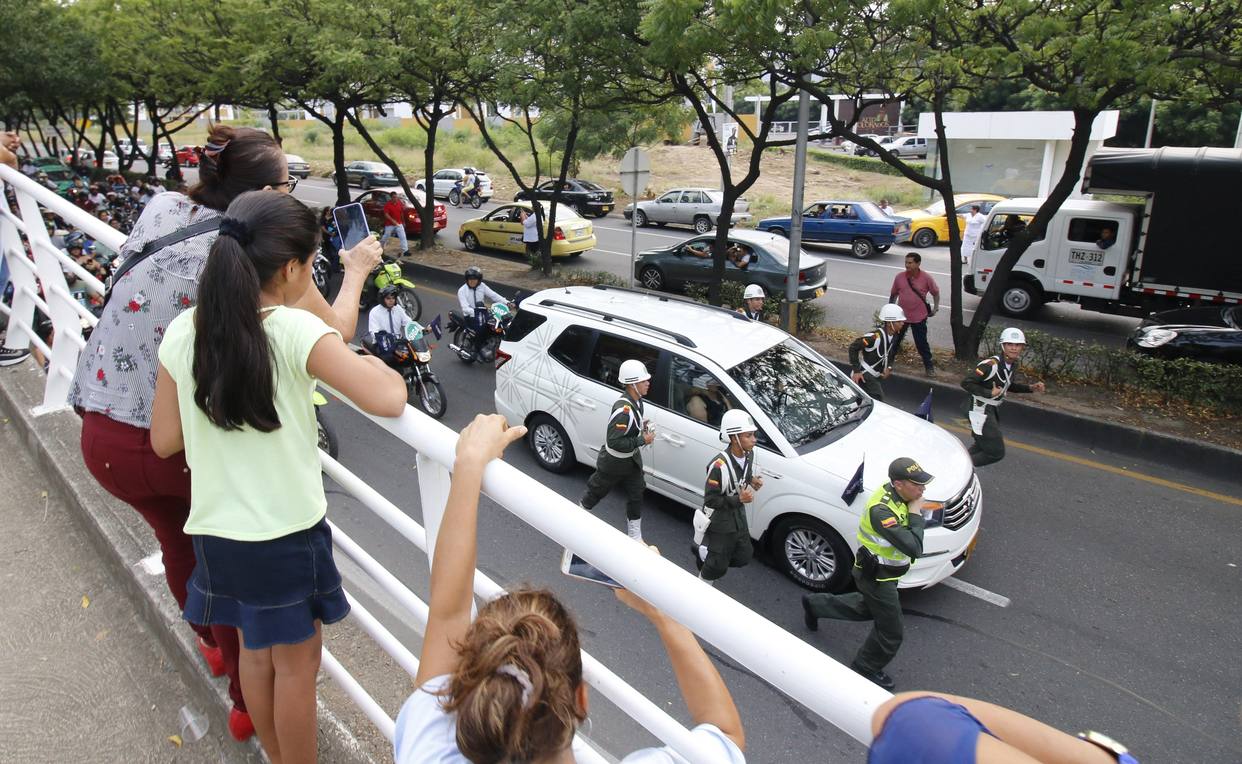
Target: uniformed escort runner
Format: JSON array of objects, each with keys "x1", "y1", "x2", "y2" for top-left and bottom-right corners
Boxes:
[
  {"x1": 579, "y1": 359, "x2": 656, "y2": 542},
  {"x1": 801, "y1": 457, "x2": 933, "y2": 690},
  {"x1": 960, "y1": 326, "x2": 1045, "y2": 467},
  {"x1": 848, "y1": 303, "x2": 906, "y2": 402},
  {"x1": 738, "y1": 283, "x2": 766, "y2": 321},
  {"x1": 692, "y1": 410, "x2": 764, "y2": 586}
]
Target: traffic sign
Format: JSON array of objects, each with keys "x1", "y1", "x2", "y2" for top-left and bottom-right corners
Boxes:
[{"x1": 619, "y1": 147, "x2": 651, "y2": 288}]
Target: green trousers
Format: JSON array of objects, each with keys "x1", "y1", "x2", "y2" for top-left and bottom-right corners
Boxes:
[
  {"x1": 969, "y1": 405, "x2": 1005, "y2": 466},
  {"x1": 857, "y1": 374, "x2": 885, "y2": 402},
  {"x1": 699, "y1": 528, "x2": 753, "y2": 581},
  {"x1": 804, "y1": 567, "x2": 903, "y2": 673},
  {"x1": 581, "y1": 454, "x2": 645, "y2": 520}
]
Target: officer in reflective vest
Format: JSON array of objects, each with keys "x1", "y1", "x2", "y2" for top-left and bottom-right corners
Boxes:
[
  {"x1": 692, "y1": 410, "x2": 764, "y2": 586},
  {"x1": 801, "y1": 457, "x2": 933, "y2": 690},
  {"x1": 961, "y1": 327, "x2": 1045, "y2": 467},
  {"x1": 848, "y1": 303, "x2": 906, "y2": 401},
  {"x1": 579, "y1": 359, "x2": 656, "y2": 542},
  {"x1": 738, "y1": 284, "x2": 766, "y2": 321}
]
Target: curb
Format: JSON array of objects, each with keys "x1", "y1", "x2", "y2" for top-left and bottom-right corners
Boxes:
[
  {"x1": 0, "y1": 363, "x2": 375, "y2": 764},
  {"x1": 397, "y1": 257, "x2": 1242, "y2": 474}
]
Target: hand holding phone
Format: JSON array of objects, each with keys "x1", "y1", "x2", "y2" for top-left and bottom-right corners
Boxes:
[
  {"x1": 332, "y1": 202, "x2": 370, "y2": 251},
  {"x1": 560, "y1": 548, "x2": 621, "y2": 589}
]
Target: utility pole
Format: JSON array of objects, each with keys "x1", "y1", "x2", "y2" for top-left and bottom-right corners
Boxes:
[
  {"x1": 782, "y1": 88, "x2": 811, "y2": 334},
  {"x1": 1144, "y1": 100, "x2": 1158, "y2": 148}
]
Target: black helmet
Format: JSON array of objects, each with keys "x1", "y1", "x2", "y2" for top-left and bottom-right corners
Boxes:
[
  {"x1": 379, "y1": 285, "x2": 400, "y2": 299},
  {"x1": 464, "y1": 266, "x2": 482, "y2": 281}
]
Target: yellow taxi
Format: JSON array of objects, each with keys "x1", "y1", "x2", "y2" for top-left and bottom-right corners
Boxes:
[
  {"x1": 458, "y1": 201, "x2": 596, "y2": 258},
  {"x1": 898, "y1": 193, "x2": 1007, "y2": 248}
]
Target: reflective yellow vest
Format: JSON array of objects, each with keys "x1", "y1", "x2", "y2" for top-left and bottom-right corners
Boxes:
[{"x1": 856, "y1": 485, "x2": 911, "y2": 582}]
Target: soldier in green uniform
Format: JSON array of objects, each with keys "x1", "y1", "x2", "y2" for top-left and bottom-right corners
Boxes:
[
  {"x1": 801, "y1": 457, "x2": 933, "y2": 690},
  {"x1": 848, "y1": 303, "x2": 906, "y2": 401},
  {"x1": 692, "y1": 410, "x2": 764, "y2": 586},
  {"x1": 961, "y1": 327, "x2": 1045, "y2": 467},
  {"x1": 579, "y1": 359, "x2": 656, "y2": 542}
]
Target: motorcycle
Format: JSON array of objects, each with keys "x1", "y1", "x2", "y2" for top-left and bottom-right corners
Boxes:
[
  {"x1": 448, "y1": 301, "x2": 513, "y2": 365},
  {"x1": 312, "y1": 251, "x2": 331, "y2": 298},
  {"x1": 356, "y1": 320, "x2": 447, "y2": 418},
  {"x1": 449, "y1": 184, "x2": 483, "y2": 209},
  {"x1": 359, "y1": 255, "x2": 421, "y2": 321},
  {"x1": 313, "y1": 390, "x2": 339, "y2": 458}
]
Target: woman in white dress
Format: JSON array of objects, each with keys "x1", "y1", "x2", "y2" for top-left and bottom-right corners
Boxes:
[{"x1": 960, "y1": 204, "x2": 987, "y2": 264}]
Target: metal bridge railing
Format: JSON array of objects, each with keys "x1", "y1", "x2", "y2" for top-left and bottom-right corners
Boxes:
[{"x1": 0, "y1": 164, "x2": 890, "y2": 762}]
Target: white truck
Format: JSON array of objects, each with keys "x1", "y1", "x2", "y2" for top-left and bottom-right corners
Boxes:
[{"x1": 964, "y1": 147, "x2": 1242, "y2": 319}]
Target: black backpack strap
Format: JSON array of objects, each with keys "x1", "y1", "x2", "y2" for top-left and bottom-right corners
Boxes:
[{"x1": 105, "y1": 218, "x2": 221, "y2": 306}]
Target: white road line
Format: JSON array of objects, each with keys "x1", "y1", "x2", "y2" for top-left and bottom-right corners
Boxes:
[
  {"x1": 941, "y1": 577, "x2": 1011, "y2": 607},
  {"x1": 594, "y1": 223, "x2": 687, "y2": 241}
]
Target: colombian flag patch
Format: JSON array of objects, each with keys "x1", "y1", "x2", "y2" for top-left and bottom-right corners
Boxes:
[
  {"x1": 880, "y1": 517, "x2": 899, "y2": 528},
  {"x1": 707, "y1": 478, "x2": 720, "y2": 487},
  {"x1": 614, "y1": 423, "x2": 628, "y2": 430}
]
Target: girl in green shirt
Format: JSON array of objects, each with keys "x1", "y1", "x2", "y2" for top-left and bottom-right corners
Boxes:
[{"x1": 151, "y1": 190, "x2": 406, "y2": 763}]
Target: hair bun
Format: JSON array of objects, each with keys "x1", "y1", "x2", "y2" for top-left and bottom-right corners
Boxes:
[{"x1": 218, "y1": 217, "x2": 253, "y2": 246}]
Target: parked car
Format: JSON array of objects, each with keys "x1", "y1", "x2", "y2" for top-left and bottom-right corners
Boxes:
[
  {"x1": 877, "y1": 135, "x2": 928, "y2": 158},
  {"x1": 634, "y1": 229, "x2": 827, "y2": 300},
  {"x1": 495, "y1": 286, "x2": 982, "y2": 592},
  {"x1": 850, "y1": 134, "x2": 886, "y2": 156},
  {"x1": 623, "y1": 188, "x2": 751, "y2": 233},
  {"x1": 897, "y1": 193, "x2": 1007, "y2": 248},
  {"x1": 62, "y1": 148, "x2": 119, "y2": 171},
  {"x1": 458, "y1": 201, "x2": 595, "y2": 258},
  {"x1": 415, "y1": 167, "x2": 494, "y2": 205},
  {"x1": 756, "y1": 200, "x2": 911, "y2": 259},
  {"x1": 174, "y1": 145, "x2": 200, "y2": 167},
  {"x1": 116, "y1": 139, "x2": 150, "y2": 159},
  {"x1": 332, "y1": 161, "x2": 400, "y2": 189},
  {"x1": 157, "y1": 145, "x2": 174, "y2": 163},
  {"x1": 514, "y1": 178, "x2": 615, "y2": 217},
  {"x1": 355, "y1": 188, "x2": 446, "y2": 237},
  {"x1": 1128, "y1": 305, "x2": 1242, "y2": 364},
  {"x1": 285, "y1": 154, "x2": 311, "y2": 179}
]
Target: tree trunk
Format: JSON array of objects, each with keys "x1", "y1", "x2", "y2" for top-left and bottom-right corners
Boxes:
[
  {"x1": 344, "y1": 107, "x2": 425, "y2": 253},
  {"x1": 149, "y1": 99, "x2": 162, "y2": 178},
  {"x1": 417, "y1": 103, "x2": 447, "y2": 251},
  {"x1": 267, "y1": 103, "x2": 282, "y2": 145},
  {"x1": 331, "y1": 107, "x2": 348, "y2": 205},
  {"x1": 541, "y1": 113, "x2": 581, "y2": 276}
]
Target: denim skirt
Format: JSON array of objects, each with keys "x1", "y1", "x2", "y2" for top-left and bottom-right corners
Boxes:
[{"x1": 184, "y1": 518, "x2": 350, "y2": 650}]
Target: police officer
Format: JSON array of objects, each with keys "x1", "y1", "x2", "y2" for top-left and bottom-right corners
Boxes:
[
  {"x1": 961, "y1": 327, "x2": 1045, "y2": 467},
  {"x1": 580, "y1": 359, "x2": 655, "y2": 542},
  {"x1": 738, "y1": 284, "x2": 766, "y2": 321},
  {"x1": 692, "y1": 410, "x2": 764, "y2": 586},
  {"x1": 801, "y1": 457, "x2": 933, "y2": 690},
  {"x1": 848, "y1": 303, "x2": 906, "y2": 401}
]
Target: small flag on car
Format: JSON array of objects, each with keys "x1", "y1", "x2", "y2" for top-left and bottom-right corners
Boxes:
[
  {"x1": 841, "y1": 459, "x2": 865, "y2": 505},
  {"x1": 427, "y1": 314, "x2": 443, "y2": 341},
  {"x1": 914, "y1": 388, "x2": 934, "y2": 422}
]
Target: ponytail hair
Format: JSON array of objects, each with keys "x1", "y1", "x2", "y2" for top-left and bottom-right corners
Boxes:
[
  {"x1": 192, "y1": 191, "x2": 319, "y2": 432},
  {"x1": 442, "y1": 588, "x2": 585, "y2": 763},
  {"x1": 189, "y1": 124, "x2": 286, "y2": 211}
]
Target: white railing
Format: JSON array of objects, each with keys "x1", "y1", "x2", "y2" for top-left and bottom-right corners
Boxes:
[{"x1": 0, "y1": 164, "x2": 890, "y2": 762}]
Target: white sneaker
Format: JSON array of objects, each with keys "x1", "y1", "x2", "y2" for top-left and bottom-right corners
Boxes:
[
  {"x1": 626, "y1": 519, "x2": 643, "y2": 543},
  {"x1": 0, "y1": 347, "x2": 30, "y2": 367}
]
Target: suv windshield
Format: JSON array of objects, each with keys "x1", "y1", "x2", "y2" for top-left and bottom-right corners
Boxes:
[{"x1": 727, "y1": 339, "x2": 869, "y2": 449}]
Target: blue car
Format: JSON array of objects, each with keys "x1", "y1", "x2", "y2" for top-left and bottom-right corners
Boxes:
[{"x1": 756, "y1": 200, "x2": 911, "y2": 259}]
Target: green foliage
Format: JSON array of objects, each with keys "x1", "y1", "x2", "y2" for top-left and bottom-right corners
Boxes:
[
  {"x1": 555, "y1": 269, "x2": 627, "y2": 287},
  {"x1": 808, "y1": 149, "x2": 904, "y2": 177},
  {"x1": 303, "y1": 127, "x2": 324, "y2": 145},
  {"x1": 684, "y1": 281, "x2": 823, "y2": 336}
]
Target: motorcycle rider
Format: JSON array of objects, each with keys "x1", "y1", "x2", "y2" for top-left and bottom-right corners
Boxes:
[
  {"x1": 368, "y1": 285, "x2": 414, "y2": 361},
  {"x1": 456, "y1": 266, "x2": 511, "y2": 361}
]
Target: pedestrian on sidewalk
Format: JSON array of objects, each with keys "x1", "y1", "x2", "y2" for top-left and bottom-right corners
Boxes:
[
  {"x1": 802, "y1": 457, "x2": 933, "y2": 690},
  {"x1": 150, "y1": 191, "x2": 406, "y2": 764},
  {"x1": 579, "y1": 359, "x2": 656, "y2": 543},
  {"x1": 68, "y1": 125, "x2": 380, "y2": 743},
  {"x1": 394, "y1": 414, "x2": 746, "y2": 763},
  {"x1": 888, "y1": 253, "x2": 940, "y2": 376},
  {"x1": 960, "y1": 327, "x2": 1045, "y2": 467}
]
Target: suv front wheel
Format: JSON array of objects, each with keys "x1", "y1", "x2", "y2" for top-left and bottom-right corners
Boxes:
[
  {"x1": 770, "y1": 515, "x2": 853, "y2": 592},
  {"x1": 527, "y1": 414, "x2": 576, "y2": 473}
]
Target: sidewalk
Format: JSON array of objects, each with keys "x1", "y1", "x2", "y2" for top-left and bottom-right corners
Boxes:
[{"x1": 0, "y1": 415, "x2": 259, "y2": 762}]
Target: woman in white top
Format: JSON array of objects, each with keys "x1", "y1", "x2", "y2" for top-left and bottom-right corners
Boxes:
[
  {"x1": 961, "y1": 204, "x2": 987, "y2": 264},
  {"x1": 394, "y1": 414, "x2": 747, "y2": 764}
]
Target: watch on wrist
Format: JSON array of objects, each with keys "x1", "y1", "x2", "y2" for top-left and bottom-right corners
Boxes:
[{"x1": 1077, "y1": 731, "x2": 1139, "y2": 764}]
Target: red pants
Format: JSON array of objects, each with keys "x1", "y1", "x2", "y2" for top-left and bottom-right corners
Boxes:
[{"x1": 80, "y1": 413, "x2": 245, "y2": 712}]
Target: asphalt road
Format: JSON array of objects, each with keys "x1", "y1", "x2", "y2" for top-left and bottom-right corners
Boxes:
[
  {"x1": 281, "y1": 175, "x2": 1142, "y2": 352},
  {"x1": 319, "y1": 272, "x2": 1241, "y2": 763}
]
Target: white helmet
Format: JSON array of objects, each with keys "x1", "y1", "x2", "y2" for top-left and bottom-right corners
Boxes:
[
  {"x1": 999, "y1": 327, "x2": 1026, "y2": 345},
  {"x1": 618, "y1": 359, "x2": 651, "y2": 385},
  {"x1": 743, "y1": 284, "x2": 765, "y2": 300},
  {"x1": 720, "y1": 409, "x2": 757, "y2": 440},
  {"x1": 878, "y1": 303, "x2": 907, "y2": 323}
]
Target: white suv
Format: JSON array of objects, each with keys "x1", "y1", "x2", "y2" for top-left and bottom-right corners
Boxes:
[{"x1": 495, "y1": 286, "x2": 982, "y2": 592}]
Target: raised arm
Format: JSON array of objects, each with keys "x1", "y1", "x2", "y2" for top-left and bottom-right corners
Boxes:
[{"x1": 294, "y1": 235, "x2": 381, "y2": 337}]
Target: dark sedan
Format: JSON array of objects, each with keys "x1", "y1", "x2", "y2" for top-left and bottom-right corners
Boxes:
[
  {"x1": 332, "y1": 161, "x2": 399, "y2": 189},
  {"x1": 514, "y1": 178, "x2": 615, "y2": 217},
  {"x1": 633, "y1": 229, "x2": 827, "y2": 301},
  {"x1": 1128, "y1": 305, "x2": 1242, "y2": 364}
]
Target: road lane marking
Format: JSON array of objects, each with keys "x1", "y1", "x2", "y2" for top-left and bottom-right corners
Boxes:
[
  {"x1": 941, "y1": 422, "x2": 1242, "y2": 507},
  {"x1": 940, "y1": 577, "x2": 1011, "y2": 607},
  {"x1": 594, "y1": 223, "x2": 688, "y2": 241}
]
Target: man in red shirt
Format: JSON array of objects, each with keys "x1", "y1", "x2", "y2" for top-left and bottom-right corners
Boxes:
[
  {"x1": 888, "y1": 253, "x2": 940, "y2": 376},
  {"x1": 379, "y1": 192, "x2": 410, "y2": 257}
]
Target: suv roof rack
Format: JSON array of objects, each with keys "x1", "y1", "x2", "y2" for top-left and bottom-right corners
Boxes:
[
  {"x1": 537, "y1": 297, "x2": 698, "y2": 348},
  {"x1": 588, "y1": 284, "x2": 756, "y2": 322}
]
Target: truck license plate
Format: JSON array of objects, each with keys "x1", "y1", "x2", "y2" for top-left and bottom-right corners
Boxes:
[{"x1": 1068, "y1": 249, "x2": 1105, "y2": 266}]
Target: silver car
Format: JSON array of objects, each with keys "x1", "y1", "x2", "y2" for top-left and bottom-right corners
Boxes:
[
  {"x1": 624, "y1": 188, "x2": 751, "y2": 234},
  {"x1": 415, "y1": 167, "x2": 494, "y2": 205}
]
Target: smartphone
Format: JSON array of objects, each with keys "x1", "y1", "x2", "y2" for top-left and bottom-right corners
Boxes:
[
  {"x1": 560, "y1": 548, "x2": 621, "y2": 589},
  {"x1": 332, "y1": 202, "x2": 370, "y2": 251}
]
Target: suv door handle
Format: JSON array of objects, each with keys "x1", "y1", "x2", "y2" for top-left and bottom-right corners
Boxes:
[
  {"x1": 570, "y1": 396, "x2": 596, "y2": 410},
  {"x1": 661, "y1": 433, "x2": 686, "y2": 447},
  {"x1": 761, "y1": 470, "x2": 783, "y2": 479}
]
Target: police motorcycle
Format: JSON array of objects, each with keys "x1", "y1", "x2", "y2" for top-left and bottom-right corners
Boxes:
[
  {"x1": 448, "y1": 301, "x2": 513, "y2": 365},
  {"x1": 357, "y1": 320, "x2": 447, "y2": 419},
  {"x1": 359, "y1": 254, "x2": 422, "y2": 322}
]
